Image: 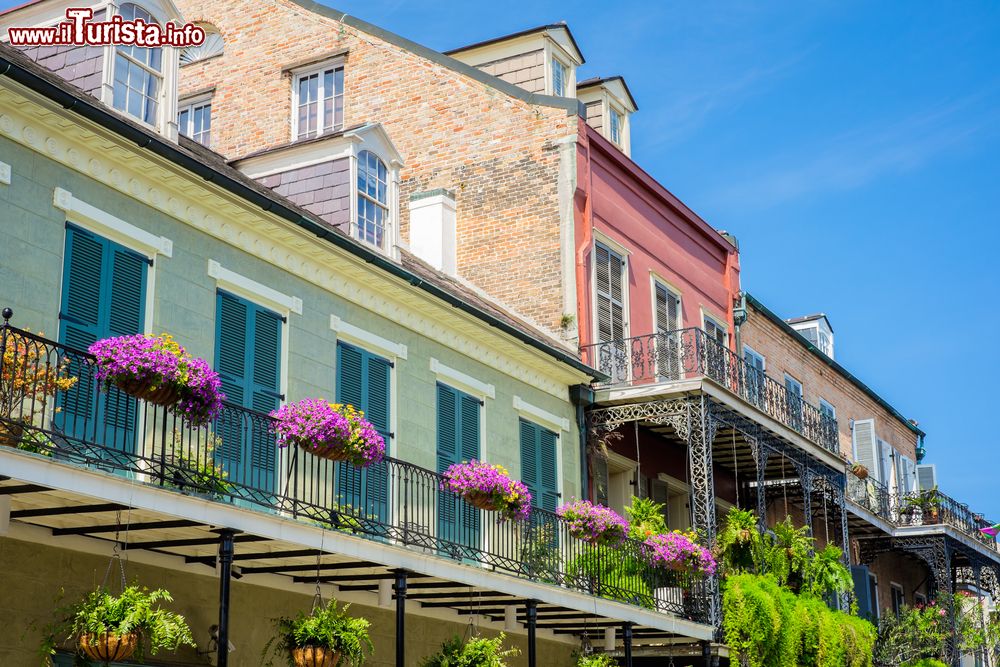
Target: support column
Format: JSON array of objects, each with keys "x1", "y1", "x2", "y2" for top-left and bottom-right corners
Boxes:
[
  {"x1": 686, "y1": 397, "x2": 719, "y2": 629},
  {"x1": 701, "y1": 639, "x2": 712, "y2": 666},
  {"x1": 622, "y1": 622, "x2": 633, "y2": 667},
  {"x1": 525, "y1": 600, "x2": 537, "y2": 667},
  {"x1": 975, "y1": 563, "x2": 989, "y2": 667},
  {"x1": 215, "y1": 529, "x2": 236, "y2": 667},
  {"x1": 394, "y1": 570, "x2": 407, "y2": 667},
  {"x1": 754, "y1": 442, "x2": 769, "y2": 531},
  {"x1": 801, "y1": 464, "x2": 813, "y2": 537},
  {"x1": 837, "y1": 476, "x2": 852, "y2": 610}
]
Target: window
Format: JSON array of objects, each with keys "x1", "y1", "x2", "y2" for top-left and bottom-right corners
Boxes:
[
  {"x1": 743, "y1": 345, "x2": 766, "y2": 404},
  {"x1": 595, "y1": 242, "x2": 626, "y2": 344},
  {"x1": 743, "y1": 346, "x2": 765, "y2": 372},
  {"x1": 178, "y1": 99, "x2": 212, "y2": 146},
  {"x1": 785, "y1": 373, "x2": 804, "y2": 430},
  {"x1": 551, "y1": 57, "x2": 567, "y2": 96},
  {"x1": 336, "y1": 341, "x2": 391, "y2": 521},
  {"x1": 57, "y1": 225, "x2": 147, "y2": 450},
  {"x1": 294, "y1": 63, "x2": 344, "y2": 140},
  {"x1": 818, "y1": 329, "x2": 833, "y2": 357},
  {"x1": 436, "y1": 383, "x2": 481, "y2": 548},
  {"x1": 654, "y1": 282, "x2": 681, "y2": 379},
  {"x1": 890, "y1": 583, "x2": 904, "y2": 617},
  {"x1": 214, "y1": 291, "x2": 282, "y2": 495},
  {"x1": 356, "y1": 150, "x2": 389, "y2": 248},
  {"x1": 519, "y1": 419, "x2": 559, "y2": 512},
  {"x1": 819, "y1": 399, "x2": 836, "y2": 421},
  {"x1": 914, "y1": 592, "x2": 927, "y2": 607},
  {"x1": 179, "y1": 24, "x2": 224, "y2": 65},
  {"x1": 609, "y1": 106, "x2": 623, "y2": 145},
  {"x1": 112, "y1": 4, "x2": 163, "y2": 125},
  {"x1": 869, "y1": 572, "x2": 881, "y2": 622}
]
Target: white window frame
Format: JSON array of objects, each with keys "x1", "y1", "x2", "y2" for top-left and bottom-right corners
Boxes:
[
  {"x1": 177, "y1": 95, "x2": 212, "y2": 146},
  {"x1": 743, "y1": 345, "x2": 765, "y2": 371},
  {"x1": 330, "y1": 315, "x2": 407, "y2": 361},
  {"x1": 890, "y1": 582, "x2": 904, "y2": 617},
  {"x1": 592, "y1": 233, "x2": 630, "y2": 345},
  {"x1": 513, "y1": 396, "x2": 569, "y2": 433},
  {"x1": 702, "y1": 310, "x2": 728, "y2": 346},
  {"x1": 354, "y1": 149, "x2": 391, "y2": 250},
  {"x1": 608, "y1": 103, "x2": 624, "y2": 146},
  {"x1": 110, "y1": 3, "x2": 165, "y2": 129},
  {"x1": 784, "y1": 373, "x2": 803, "y2": 399},
  {"x1": 819, "y1": 398, "x2": 836, "y2": 420},
  {"x1": 651, "y1": 274, "x2": 682, "y2": 333},
  {"x1": 291, "y1": 58, "x2": 345, "y2": 141},
  {"x1": 550, "y1": 55, "x2": 568, "y2": 96},
  {"x1": 429, "y1": 358, "x2": 495, "y2": 402}
]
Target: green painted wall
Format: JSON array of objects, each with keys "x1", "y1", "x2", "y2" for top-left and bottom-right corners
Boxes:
[
  {"x1": 0, "y1": 134, "x2": 581, "y2": 499},
  {"x1": 0, "y1": 536, "x2": 578, "y2": 667}
]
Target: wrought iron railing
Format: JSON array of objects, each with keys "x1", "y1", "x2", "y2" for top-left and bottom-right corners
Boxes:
[
  {"x1": 844, "y1": 468, "x2": 998, "y2": 551},
  {"x1": 581, "y1": 328, "x2": 840, "y2": 452},
  {"x1": 0, "y1": 323, "x2": 710, "y2": 622}
]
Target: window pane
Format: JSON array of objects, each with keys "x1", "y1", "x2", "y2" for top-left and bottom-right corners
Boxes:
[{"x1": 178, "y1": 108, "x2": 189, "y2": 133}]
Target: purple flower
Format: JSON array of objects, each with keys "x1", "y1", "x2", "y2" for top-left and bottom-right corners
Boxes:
[
  {"x1": 270, "y1": 399, "x2": 385, "y2": 468},
  {"x1": 645, "y1": 531, "x2": 717, "y2": 577},
  {"x1": 89, "y1": 334, "x2": 224, "y2": 426},
  {"x1": 557, "y1": 500, "x2": 628, "y2": 545},
  {"x1": 440, "y1": 460, "x2": 532, "y2": 521}
]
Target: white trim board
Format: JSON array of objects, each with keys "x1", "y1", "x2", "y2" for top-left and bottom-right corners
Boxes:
[
  {"x1": 430, "y1": 358, "x2": 495, "y2": 400},
  {"x1": 330, "y1": 315, "x2": 407, "y2": 360},
  {"x1": 0, "y1": 161, "x2": 10, "y2": 185},
  {"x1": 513, "y1": 396, "x2": 570, "y2": 432},
  {"x1": 207, "y1": 259, "x2": 303, "y2": 316},
  {"x1": 53, "y1": 187, "x2": 173, "y2": 258}
]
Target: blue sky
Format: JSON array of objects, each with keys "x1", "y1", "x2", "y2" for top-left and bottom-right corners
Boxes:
[
  {"x1": 319, "y1": 0, "x2": 1000, "y2": 518},
  {"x1": 4, "y1": 1, "x2": 996, "y2": 518}
]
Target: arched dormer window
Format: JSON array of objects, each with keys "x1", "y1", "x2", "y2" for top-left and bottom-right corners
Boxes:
[
  {"x1": 112, "y1": 3, "x2": 163, "y2": 125},
  {"x1": 356, "y1": 150, "x2": 389, "y2": 248},
  {"x1": 180, "y1": 23, "x2": 224, "y2": 65}
]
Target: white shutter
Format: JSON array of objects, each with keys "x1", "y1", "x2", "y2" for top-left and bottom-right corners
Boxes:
[
  {"x1": 916, "y1": 464, "x2": 937, "y2": 491},
  {"x1": 894, "y1": 451, "x2": 906, "y2": 496},
  {"x1": 878, "y1": 439, "x2": 894, "y2": 492},
  {"x1": 899, "y1": 455, "x2": 915, "y2": 494},
  {"x1": 853, "y1": 419, "x2": 879, "y2": 483}
]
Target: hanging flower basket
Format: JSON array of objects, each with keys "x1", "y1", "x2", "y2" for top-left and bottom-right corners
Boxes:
[
  {"x1": 270, "y1": 399, "x2": 385, "y2": 468},
  {"x1": 291, "y1": 646, "x2": 341, "y2": 667},
  {"x1": 78, "y1": 632, "x2": 139, "y2": 662},
  {"x1": 89, "y1": 334, "x2": 224, "y2": 426},
  {"x1": 850, "y1": 462, "x2": 869, "y2": 480},
  {"x1": 645, "y1": 531, "x2": 717, "y2": 577},
  {"x1": 440, "y1": 460, "x2": 532, "y2": 521},
  {"x1": 556, "y1": 499, "x2": 629, "y2": 546}
]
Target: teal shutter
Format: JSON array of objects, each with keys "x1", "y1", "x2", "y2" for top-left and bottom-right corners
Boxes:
[
  {"x1": 335, "y1": 342, "x2": 391, "y2": 523},
  {"x1": 519, "y1": 419, "x2": 559, "y2": 511},
  {"x1": 436, "y1": 383, "x2": 481, "y2": 551},
  {"x1": 57, "y1": 226, "x2": 146, "y2": 452},
  {"x1": 214, "y1": 291, "x2": 281, "y2": 496}
]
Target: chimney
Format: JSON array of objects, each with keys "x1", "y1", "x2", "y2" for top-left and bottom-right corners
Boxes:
[{"x1": 409, "y1": 189, "x2": 457, "y2": 274}]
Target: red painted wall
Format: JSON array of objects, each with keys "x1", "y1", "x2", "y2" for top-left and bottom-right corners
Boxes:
[{"x1": 575, "y1": 120, "x2": 741, "y2": 354}]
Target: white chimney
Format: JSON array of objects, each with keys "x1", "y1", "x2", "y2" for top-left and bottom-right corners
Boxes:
[{"x1": 409, "y1": 189, "x2": 457, "y2": 274}]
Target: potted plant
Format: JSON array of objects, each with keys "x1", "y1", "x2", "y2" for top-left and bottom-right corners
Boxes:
[
  {"x1": 262, "y1": 600, "x2": 373, "y2": 667},
  {"x1": 440, "y1": 460, "x2": 532, "y2": 521},
  {"x1": 921, "y1": 488, "x2": 942, "y2": 523},
  {"x1": 89, "y1": 333, "x2": 224, "y2": 426},
  {"x1": 270, "y1": 399, "x2": 385, "y2": 467},
  {"x1": 1, "y1": 329, "x2": 77, "y2": 447},
  {"x1": 39, "y1": 585, "x2": 195, "y2": 664},
  {"x1": 850, "y1": 461, "x2": 869, "y2": 480},
  {"x1": 574, "y1": 652, "x2": 616, "y2": 667},
  {"x1": 556, "y1": 499, "x2": 629, "y2": 545},
  {"x1": 645, "y1": 530, "x2": 717, "y2": 577},
  {"x1": 419, "y1": 634, "x2": 519, "y2": 667},
  {"x1": 165, "y1": 430, "x2": 232, "y2": 498}
]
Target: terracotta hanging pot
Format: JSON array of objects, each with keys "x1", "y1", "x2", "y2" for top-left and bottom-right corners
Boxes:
[
  {"x1": 291, "y1": 646, "x2": 341, "y2": 667},
  {"x1": 78, "y1": 632, "x2": 139, "y2": 662},
  {"x1": 116, "y1": 377, "x2": 183, "y2": 406},
  {"x1": 302, "y1": 439, "x2": 355, "y2": 463},
  {"x1": 463, "y1": 491, "x2": 499, "y2": 512}
]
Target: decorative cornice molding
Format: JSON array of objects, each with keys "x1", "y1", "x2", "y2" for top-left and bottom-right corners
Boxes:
[{"x1": 0, "y1": 82, "x2": 585, "y2": 399}]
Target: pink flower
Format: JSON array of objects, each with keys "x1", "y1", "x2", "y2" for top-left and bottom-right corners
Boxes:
[{"x1": 440, "y1": 460, "x2": 531, "y2": 521}]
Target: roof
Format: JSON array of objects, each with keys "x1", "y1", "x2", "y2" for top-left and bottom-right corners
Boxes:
[
  {"x1": 0, "y1": 42, "x2": 599, "y2": 381},
  {"x1": 577, "y1": 75, "x2": 639, "y2": 111},
  {"x1": 443, "y1": 22, "x2": 586, "y2": 64},
  {"x1": 744, "y1": 292, "x2": 924, "y2": 437},
  {"x1": 785, "y1": 313, "x2": 834, "y2": 333}
]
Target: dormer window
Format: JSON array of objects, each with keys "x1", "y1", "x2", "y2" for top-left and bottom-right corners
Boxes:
[
  {"x1": 551, "y1": 57, "x2": 568, "y2": 96},
  {"x1": 609, "y1": 106, "x2": 623, "y2": 145},
  {"x1": 357, "y1": 150, "x2": 388, "y2": 248},
  {"x1": 293, "y1": 62, "x2": 344, "y2": 140},
  {"x1": 178, "y1": 97, "x2": 212, "y2": 146},
  {"x1": 112, "y1": 4, "x2": 162, "y2": 125}
]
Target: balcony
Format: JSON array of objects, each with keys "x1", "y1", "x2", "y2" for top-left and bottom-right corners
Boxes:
[
  {"x1": 581, "y1": 328, "x2": 840, "y2": 453},
  {"x1": 846, "y1": 468, "x2": 998, "y2": 551},
  {"x1": 0, "y1": 324, "x2": 710, "y2": 624}
]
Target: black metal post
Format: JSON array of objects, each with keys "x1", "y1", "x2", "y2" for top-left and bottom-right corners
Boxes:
[
  {"x1": 622, "y1": 622, "x2": 633, "y2": 667},
  {"x1": 702, "y1": 639, "x2": 712, "y2": 666},
  {"x1": 215, "y1": 529, "x2": 236, "y2": 667},
  {"x1": 394, "y1": 570, "x2": 407, "y2": 667},
  {"x1": 525, "y1": 600, "x2": 537, "y2": 667}
]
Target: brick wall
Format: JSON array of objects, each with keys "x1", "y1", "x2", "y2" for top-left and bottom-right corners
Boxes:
[
  {"x1": 174, "y1": 0, "x2": 573, "y2": 334},
  {"x1": 741, "y1": 302, "x2": 919, "y2": 464}
]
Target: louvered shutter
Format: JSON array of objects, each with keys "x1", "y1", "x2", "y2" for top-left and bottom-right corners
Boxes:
[
  {"x1": 519, "y1": 419, "x2": 559, "y2": 513},
  {"x1": 878, "y1": 439, "x2": 893, "y2": 492},
  {"x1": 898, "y1": 455, "x2": 915, "y2": 494},
  {"x1": 655, "y1": 284, "x2": 682, "y2": 379},
  {"x1": 853, "y1": 419, "x2": 879, "y2": 484},
  {"x1": 916, "y1": 464, "x2": 937, "y2": 491},
  {"x1": 336, "y1": 342, "x2": 364, "y2": 509},
  {"x1": 250, "y1": 308, "x2": 281, "y2": 490},
  {"x1": 58, "y1": 227, "x2": 146, "y2": 450},
  {"x1": 101, "y1": 246, "x2": 146, "y2": 450},
  {"x1": 364, "y1": 354, "x2": 391, "y2": 522},
  {"x1": 595, "y1": 244, "x2": 612, "y2": 343},
  {"x1": 215, "y1": 292, "x2": 248, "y2": 468},
  {"x1": 58, "y1": 227, "x2": 106, "y2": 436},
  {"x1": 458, "y1": 392, "x2": 481, "y2": 543},
  {"x1": 436, "y1": 383, "x2": 459, "y2": 544},
  {"x1": 520, "y1": 420, "x2": 539, "y2": 505}
]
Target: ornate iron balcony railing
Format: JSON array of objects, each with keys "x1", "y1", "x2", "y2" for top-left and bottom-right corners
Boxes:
[
  {"x1": 844, "y1": 467, "x2": 998, "y2": 551},
  {"x1": 581, "y1": 328, "x2": 840, "y2": 453},
  {"x1": 0, "y1": 322, "x2": 710, "y2": 622}
]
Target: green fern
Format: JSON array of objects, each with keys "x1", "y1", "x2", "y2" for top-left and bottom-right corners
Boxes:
[
  {"x1": 419, "y1": 633, "x2": 519, "y2": 667},
  {"x1": 261, "y1": 600, "x2": 373, "y2": 667}
]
